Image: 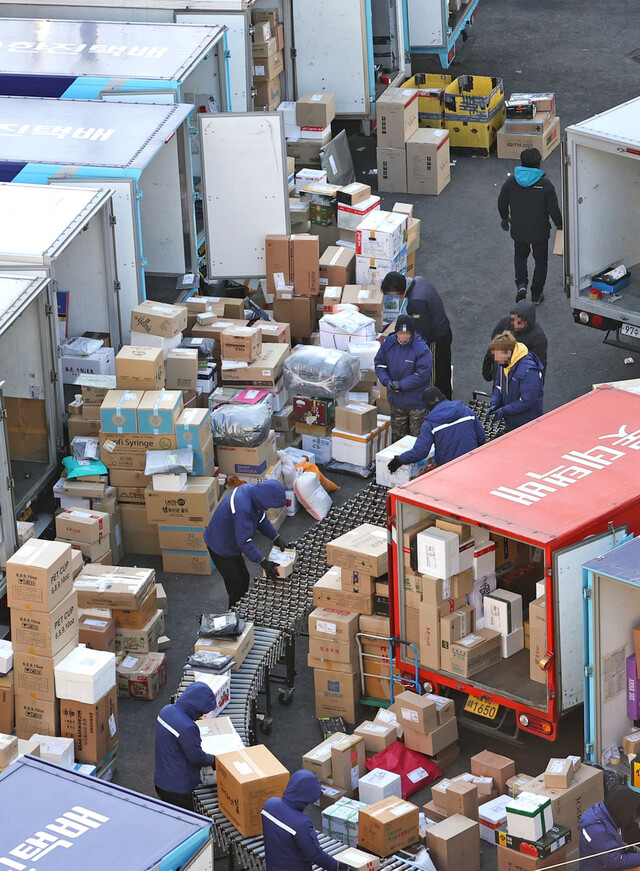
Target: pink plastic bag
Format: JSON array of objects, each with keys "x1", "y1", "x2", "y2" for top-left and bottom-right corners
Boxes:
[{"x1": 365, "y1": 741, "x2": 441, "y2": 798}]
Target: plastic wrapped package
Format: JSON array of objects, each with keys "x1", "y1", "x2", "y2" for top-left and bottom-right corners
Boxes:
[
  {"x1": 348, "y1": 340, "x2": 380, "y2": 372},
  {"x1": 294, "y1": 471, "x2": 332, "y2": 521},
  {"x1": 71, "y1": 436, "x2": 100, "y2": 461},
  {"x1": 144, "y1": 449, "x2": 194, "y2": 476},
  {"x1": 187, "y1": 652, "x2": 234, "y2": 673},
  {"x1": 198, "y1": 613, "x2": 246, "y2": 639},
  {"x1": 62, "y1": 456, "x2": 108, "y2": 479},
  {"x1": 180, "y1": 336, "x2": 216, "y2": 358},
  {"x1": 279, "y1": 450, "x2": 299, "y2": 489},
  {"x1": 319, "y1": 311, "x2": 377, "y2": 351},
  {"x1": 61, "y1": 336, "x2": 103, "y2": 357},
  {"x1": 283, "y1": 346, "x2": 360, "y2": 398},
  {"x1": 210, "y1": 402, "x2": 272, "y2": 446}
]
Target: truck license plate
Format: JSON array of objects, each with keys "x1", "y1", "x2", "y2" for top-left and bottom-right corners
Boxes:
[
  {"x1": 464, "y1": 694, "x2": 499, "y2": 719},
  {"x1": 621, "y1": 323, "x2": 640, "y2": 339}
]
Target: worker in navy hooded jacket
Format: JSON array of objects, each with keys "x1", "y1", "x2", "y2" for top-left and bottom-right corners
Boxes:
[
  {"x1": 204, "y1": 480, "x2": 289, "y2": 607},
  {"x1": 498, "y1": 146, "x2": 563, "y2": 305},
  {"x1": 262, "y1": 770, "x2": 349, "y2": 871},
  {"x1": 579, "y1": 785, "x2": 640, "y2": 871},
  {"x1": 374, "y1": 314, "x2": 433, "y2": 443},
  {"x1": 387, "y1": 387, "x2": 486, "y2": 474},
  {"x1": 154, "y1": 681, "x2": 216, "y2": 811},
  {"x1": 488, "y1": 330, "x2": 544, "y2": 431}
]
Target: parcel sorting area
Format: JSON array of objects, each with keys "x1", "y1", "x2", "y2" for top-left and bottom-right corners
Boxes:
[{"x1": 1, "y1": 1, "x2": 640, "y2": 870}]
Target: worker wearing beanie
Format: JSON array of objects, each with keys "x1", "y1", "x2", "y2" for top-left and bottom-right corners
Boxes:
[
  {"x1": 388, "y1": 387, "x2": 486, "y2": 473},
  {"x1": 579, "y1": 785, "x2": 640, "y2": 871},
  {"x1": 482, "y1": 298, "x2": 548, "y2": 382},
  {"x1": 154, "y1": 681, "x2": 217, "y2": 811},
  {"x1": 374, "y1": 314, "x2": 433, "y2": 442},
  {"x1": 262, "y1": 770, "x2": 349, "y2": 871},
  {"x1": 204, "y1": 480, "x2": 290, "y2": 607}
]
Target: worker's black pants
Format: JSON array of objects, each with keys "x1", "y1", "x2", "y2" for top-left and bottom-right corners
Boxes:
[
  {"x1": 431, "y1": 328, "x2": 453, "y2": 400},
  {"x1": 208, "y1": 549, "x2": 250, "y2": 607},
  {"x1": 156, "y1": 786, "x2": 194, "y2": 811},
  {"x1": 514, "y1": 239, "x2": 548, "y2": 301}
]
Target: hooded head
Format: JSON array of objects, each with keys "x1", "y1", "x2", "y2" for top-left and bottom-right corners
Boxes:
[
  {"x1": 282, "y1": 769, "x2": 321, "y2": 810},
  {"x1": 509, "y1": 299, "x2": 536, "y2": 333},
  {"x1": 250, "y1": 480, "x2": 287, "y2": 511},
  {"x1": 605, "y1": 786, "x2": 640, "y2": 831},
  {"x1": 423, "y1": 386, "x2": 446, "y2": 411},
  {"x1": 381, "y1": 271, "x2": 407, "y2": 296},
  {"x1": 395, "y1": 314, "x2": 416, "y2": 345},
  {"x1": 175, "y1": 681, "x2": 217, "y2": 721}
]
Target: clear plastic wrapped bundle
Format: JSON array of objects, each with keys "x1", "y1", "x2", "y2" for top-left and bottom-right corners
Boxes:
[
  {"x1": 210, "y1": 402, "x2": 272, "y2": 446},
  {"x1": 144, "y1": 449, "x2": 194, "y2": 476},
  {"x1": 348, "y1": 340, "x2": 380, "y2": 372},
  {"x1": 283, "y1": 346, "x2": 361, "y2": 398}
]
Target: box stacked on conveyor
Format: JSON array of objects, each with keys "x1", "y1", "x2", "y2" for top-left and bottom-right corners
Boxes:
[
  {"x1": 251, "y1": 9, "x2": 285, "y2": 112},
  {"x1": 74, "y1": 564, "x2": 167, "y2": 700},
  {"x1": 7, "y1": 540, "x2": 78, "y2": 738}
]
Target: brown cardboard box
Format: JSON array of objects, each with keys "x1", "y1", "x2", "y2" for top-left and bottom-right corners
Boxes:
[
  {"x1": 65, "y1": 538, "x2": 110, "y2": 562},
  {"x1": 6, "y1": 539, "x2": 73, "y2": 613},
  {"x1": 252, "y1": 19, "x2": 272, "y2": 41},
  {"x1": 56, "y1": 510, "x2": 110, "y2": 545},
  {"x1": 341, "y1": 285, "x2": 384, "y2": 326},
  {"x1": 131, "y1": 300, "x2": 187, "y2": 337},
  {"x1": 11, "y1": 591, "x2": 78, "y2": 656},
  {"x1": 68, "y1": 417, "x2": 101, "y2": 439},
  {"x1": 544, "y1": 758, "x2": 574, "y2": 789},
  {"x1": 376, "y1": 147, "x2": 407, "y2": 194},
  {"x1": 216, "y1": 432, "x2": 278, "y2": 477},
  {"x1": 353, "y1": 721, "x2": 397, "y2": 754},
  {"x1": 340, "y1": 567, "x2": 376, "y2": 596},
  {"x1": 257, "y1": 320, "x2": 291, "y2": 346},
  {"x1": 251, "y1": 36, "x2": 278, "y2": 58},
  {"x1": 335, "y1": 404, "x2": 378, "y2": 436},
  {"x1": 266, "y1": 234, "x2": 292, "y2": 293},
  {"x1": 114, "y1": 609, "x2": 164, "y2": 653},
  {"x1": 157, "y1": 526, "x2": 206, "y2": 552},
  {"x1": 216, "y1": 745, "x2": 289, "y2": 837},
  {"x1": 297, "y1": 92, "x2": 336, "y2": 128},
  {"x1": 308, "y1": 655, "x2": 355, "y2": 674},
  {"x1": 393, "y1": 690, "x2": 438, "y2": 733},
  {"x1": 254, "y1": 77, "x2": 281, "y2": 110},
  {"x1": 0, "y1": 734, "x2": 18, "y2": 770},
  {"x1": 194, "y1": 622, "x2": 254, "y2": 672},
  {"x1": 530, "y1": 599, "x2": 547, "y2": 684},
  {"x1": 302, "y1": 732, "x2": 347, "y2": 780},
  {"x1": 115, "y1": 346, "x2": 164, "y2": 391},
  {"x1": 497, "y1": 845, "x2": 567, "y2": 871},
  {"x1": 74, "y1": 564, "x2": 155, "y2": 610},
  {"x1": 358, "y1": 796, "x2": 419, "y2": 857},
  {"x1": 359, "y1": 613, "x2": 391, "y2": 636},
  {"x1": 418, "y1": 598, "x2": 466, "y2": 671},
  {"x1": 449, "y1": 628, "x2": 501, "y2": 678},
  {"x1": 221, "y1": 327, "x2": 262, "y2": 363},
  {"x1": 0, "y1": 672, "x2": 14, "y2": 734},
  {"x1": 291, "y1": 234, "x2": 320, "y2": 295},
  {"x1": 309, "y1": 607, "x2": 360, "y2": 644},
  {"x1": 338, "y1": 183, "x2": 372, "y2": 207},
  {"x1": 119, "y1": 503, "x2": 161, "y2": 556},
  {"x1": 376, "y1": 88, "x2": 419, "y2": 148},
  {"x1": 273, "y1": 295, "x2": 316, "y2": 339},
  {"x1": 314, "y1": 667, "x2": 361, "y2": 722},
  {"x1": 426, "y1": 815, "x2": 481, "y2": 871},
  {"x1": 12, "y1": 639, "x2": 77, "y2": 703},
  {"x1": 116, "y1": 651, "x2": 166, "y2": 699},
  {"x1": 219, "y1": 345, "x2": 288, "y2": 387},
  {"x1": 308, "y1": 636, "x2": 359, "y2": 668},
  {"x1": 252, "y1": 51, "x2": 284, "y2": 82},
  {"x1": 99, "y1": 431, "x2": 177, "y2": 471},
  {"x1": 112, "y1": 585, "x2": 158, "y2": 630},
  {"x1": 14, "y1": 694, "x2": 60, "y2": 738},
  {"x1": 326, "y1": 524, "x2": 388, "y2": 577},
  {"x1": 331, "y1": 734, "x2": 366, "y2": 791},
  {"x1": 471, "y1": 750, "x2": 515, "y2": 795},
  {"x1": 406, "y1": 129, "x2": 451, "y2": 195},
  {"x1": 425, "y1": 693, "x2": 456, "y2": 725},
  {"x1": 497, "y1": 116, "x2": 561, "y2": 162},
  {"x1": 319, "y1": 246, "x2": 355, "y2": 288},
  {"x1": 313, "y1": 569, "x2": 374, "y2": 615},
  {"x1": 422, "y1": 798, "x2": 448, "y2": 822},
  {"x1": 78, "y1": 614, "x2": 116, "y2": 652},
  {"x1": 59, "y1": 685, "x2": 118, "y2": 764},
  {"x1": 144, "y1": 477, "x2": 218, "y2": 525},
  {"x1": 403, "y1": 718, "x2": 458, "y2": 756},
  {"x1": 445, "y1": 781, "x2": 478, "y2": 820},
  {"x1": 165, "y1": 349, "x2": 199, "y2": 391},
  {"x1": 253, "y1": 9, "x2": 279, "y2": 26}
]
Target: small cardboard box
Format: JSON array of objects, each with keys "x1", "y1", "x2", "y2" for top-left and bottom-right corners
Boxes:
[
  {"x1": 426, "y1": 815, "x2": 481, "y2": 871},
  {"x1": 252, "y1": 50, "x2": 284, "y2": 82},
  {"x1": 302, "y1": 732, "x2": 347, "y2": 780},
  {"x1": 176, "y1": 407, "x2": 211, "y2": 450},
  {"x1": 406, "y1": 128, "x2": 451, "y2": 196},
  {"x1": 445, "y1": 781, "x2": 478, "y2": 820},
  {"x1": 136, "y1": 391, "x2": 184, "y2": 435},
  {"x1": 314, "y1": 668, "x2": 361, "y2": 723},
  {"x1": 6, "y1": 539, "x2": 73, "y2": 614},
  {"x1": 100, "y1": 389, "x2": 142, "y2": 434},
  {"x1": 335, "y1": 403, "x2": 378, "y2": 436},
  {"x1": 115, "y1": 346, "x2": 165, "y2": 391},
  {"x1": 297, "y1": 92, "x2": 336, "y2": 128},
  {"x1": 403, "y1": 718, "x2": 458, "y2": 756},
  {"x1": 331, "y1": 734, "x2": 366, "y2": 791},
  {"x1": 319, "y1": 782, "x2": 348, "y2": 809},
  {"x1": 78, "y1": 614, "x2": 116, "y2": 652},
  {"x1": 56, "y1": 510, "x2": 110, "y2": 545},
  {"x1": 0, "y1": 734, "x2": 18, "y2": 770},
  {"x1": 358, "y1": 768, "x2": 403, "y2": 805},
  {"x1": 131, "y1": 300, "x2": 187, "y2": 337},
  {"x1": 326, "y1": 524, "x2": 388, "y2": 577},
  {"x1": 194, "y1": 622, "x2": 254, "y2": 672},
  {"x1": 11, "y1": 591, "x2": 78, "y2": 657},
  {"x1": 449, "y1": 628, "x2": 501, "y2": 678},
  {"x1": 313, "y1": 569, "x2": 374, "y2": 615},
  {"x1": 323, "y1": 797, "x2": 367, "y2": 847},
  {"x1": 215, "y1": 432, "x2": 278, "y2": 477},
  {"x1": 220, "y1": 344, "x2": 289, "y2": 388},
  {"x1": 358, "y1": 796, "x2": 419, "y2": 857},
  {"x1": 338, "y1": 184, "x2": 372, "y2": 207},
  {"x1": 471, "y1": 750, "x2": 516, "y2": 795},
  {"x1": 216, "y1": 745, "x2": 289, "y2": 837},
  {"x1": 353, "y1": 721, "x2": 397, "y2": 754},
  {"x1": 58, "y1": 685, "x2": 118, "y2": 764},
  {"x1": 416, "y1": 527, "x2": 459, "y2": 578},
  {"x1": 221, "y1": 327, "x2": 262, "y2": 363},
  {"x1": 114, "y1": 609, "x2": 164, "y2": 653},
  {"x1": 376, "y1": 88, "x2": 419, "y2": 149},
  {"x1": 309, "y1": 607, "x2": 360, "y2": 643},
  {"x1": 14, "y1": 694, "x2": 60, "y2": 738},
  {"x1": 116, "y1": 651, "x2": 166, "y2": 699},
  {"x1": 544, "y1": 759, "x2": 573, "y2": 789},
  {"x1": 319, "y1": 246, "x2": 356, "y2": 288},
  {"x1": 425, "y1": 692, "x2": 456, "y2": 724},
  {"x1": 308, "y1": 635, "x2": 359, "y2": 668},
  {"x1": 393, "y1": 690, "x2": 437, "y2": 733},
  {"x1": 376, "y1": 147, "x2": 407, "y2": 194},
  {"x1": 111, "y1": 585, "x2": 158, "y2": 630},
  {"x1": 165, "y1": 349, "x2": 199, "y2": 391}
]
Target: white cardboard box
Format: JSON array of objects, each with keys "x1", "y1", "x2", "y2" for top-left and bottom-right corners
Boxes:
[
  {"x1": 416, "y1": 527, "x2": 460, "y2": 578},
  {"x1": 376, "y1": 436, "x2": 431, "y2": 488},
  {"x1": 501, "y1": 626, "x2": 525, "y2": 658},
  {"x1": 61, "y1": 347, "x2": 115, "y2": 384},
  {"x1": 478, "y1": 794, "x2": 510, "y2": 843},
  {"x1": 301, "y1": 434, "x2": 331, "y2": 464},
  {"x1": 355, "y1": 248, "x2": 407, "y2": 286},
  {"x1": 31, "y1": 735, "x2": 75, "y2": 769},
  {"x1": 473, "y1": 541, "x2": 496, "y2": 579},
  {"x1": 358, "y1": 768, "x2": 403, "y2": 805},
  {"x1": 337, "y1": 196, "x2": 381, "y2": 231},
  {"x1": 355, "y1": 210, "x2": 408, "y2": 259},
  {"x1": 0, "y1": 640, "x2": 12, "y2": 675},
  {"x1": 484, "y1": 589, "x2": 523, "y2": 635}
]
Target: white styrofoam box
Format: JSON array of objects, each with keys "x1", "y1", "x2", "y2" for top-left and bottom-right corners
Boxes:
[
  {"x1": 266, "y1": 377, "x2": 288, "y2": 413},
  {"x1": 319, "y1": 311, "x2": 376, "y2": 352},
  {"x1": 473, "y1": 540, "x2": 496, "y2": 580},
  {"x1": 484, "y1": 589, "x2": 523, "y2": 635},
  {"x1": 416, "y1": 527, "x2": 460, "y2": 578},
  {"x1": 277, "y1": 100, "x2": 297, "y2": 126},
  {"x1": 506, "y1": 793, "x2": 553, "y2": 841},
  {"x1": 193, "y1": 670, "x2": 231, "y2": 716},
  {"x1": 359, "y1": 768, "x2": 403, "y2": 805},
  {"x1": 348, "y1": 340, "x2": 379, "y2": 372},
  {"x1": 31, "y1": 735, "x2": 75, "y2": 769},
  {"x1": 536, "y1": 579, "x2": 546, "y2": 598},
  {"x1": 301, "y1": 434, "x2": 331, "y2": 464},
  {"x1": 467, "y1": 573, "x2": 498, "y2": 630},
  {"x1": 355, "y1": 210, "x2": 408, "y2": 259},
  {"x1": 54, "y1": 647, "x2": 116, "y2": 705},
  {"x1": 295, "y1": 167, "x2": 327, "y2": 193},
  {"x1": 337, "y1": 195, "x2": 381, "y2": 231},
  {"x1": 355, "y1": 248, "x2": 407, "y2": 286},
  {"x1": 501, "y1": 626, "x2": 525, "y2": 659},
  {"x1": 479, "y1": 794, "x2": 511, "y2": 843},
  {"x1": 130, "y1": 330, "x2": 182, "y2": 359},
  {"x1": 458, "y1": 538, "x2": 475, "y2": 572},
  {"x1": 332, "y1": 427, "x2": 377, "y2": 468},
  {"x1": 283, "y1": 445, "x2": 316, "y2": 466},
  {"x1": 376, "y1": 436, "x2": 430, "y2": 488},
  {"x1": 0, "y1": 640, "x2": 13, "y2": 675},
  {"x1": 61, "y1": 347, "x2": 115, "y2": 384}
]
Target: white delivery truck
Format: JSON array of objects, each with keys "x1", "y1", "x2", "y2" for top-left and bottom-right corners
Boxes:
[
  {"x1": 564, "y1": 96, "x2": 640, "y2": 350},
  {"x1": 0, "y1": 95, "x2": 195, "y2": 323}
]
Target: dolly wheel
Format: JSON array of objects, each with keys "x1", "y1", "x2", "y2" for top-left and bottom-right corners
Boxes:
[{"x1": 259, "y1": 717, "x2": 273, "y2": 735}]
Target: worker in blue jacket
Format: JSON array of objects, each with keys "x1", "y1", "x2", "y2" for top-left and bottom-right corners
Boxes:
[
  {"x1": 579, "y1": 786, "x2": 640, "y2": 871},
  {"x1": 154, "y1": 681, "x2": 216, "y2": 811},
  {"x1": 387, "y1": 387, "x2": 486, "y2": 474},
  {"x1": 204, "y1": 480, "x2": 289, "y2": 607},
  {"x1": 488, "y1": 330, "x2": 544, "y2": 431},
  {"x1": 374, "y1": 314, "x2": 433, "y2": 443},
  {"x1": 262, "y1": 770, "x2": 348, "y2": 871}
]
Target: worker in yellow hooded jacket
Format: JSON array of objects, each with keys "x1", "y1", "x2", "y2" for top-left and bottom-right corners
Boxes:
[{"x1": 488, "y1": 330, "x2": 544, "y2": 431}]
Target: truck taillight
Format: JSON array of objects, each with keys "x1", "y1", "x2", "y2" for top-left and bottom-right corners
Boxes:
[
  {"x1": 519, "y1": 713, "x2": 553, "y2": 735},
  {"x1": 592, "y1": 315, "x2": 603, "y2": 327},
  {"x1": 578, "y1": 311, "x2": 590, "y2": 324}
]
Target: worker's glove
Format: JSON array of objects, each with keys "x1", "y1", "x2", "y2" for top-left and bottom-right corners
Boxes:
[
  {"x1": 501, "y1": 219, "x2": 510, "y2": 232},
  {"x1": 390, "y1": 381, "x2": 401, "y2": 391},
  {"x1": 387, "y1": 457, "x2": 403, "y2": 474},
  {"x1": 487, "y1": 405, "x2": 500, "y2": 417},
  {"x1": 273, "y1": 535, "x2": 290, "y2": 552},
  {"x1": 261, "y1": 559, "x2": 279, "y2": 581}
]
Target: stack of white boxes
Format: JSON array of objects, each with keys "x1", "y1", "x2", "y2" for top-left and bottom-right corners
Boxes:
[
  {"x1": 355, "y1": 210, "x2": 409, "y2": 286},
  {"x1": 483, "y1": 589, "x2": 524, "y2": 658}
]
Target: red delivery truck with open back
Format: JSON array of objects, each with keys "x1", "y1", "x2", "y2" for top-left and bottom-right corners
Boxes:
[{"x1": 387, "y1": 386, "x2": 640, "y2": 740}]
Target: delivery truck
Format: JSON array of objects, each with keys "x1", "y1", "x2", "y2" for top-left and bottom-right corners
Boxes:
[
  {"x1": 564, "y1": 96, "x2": 640, "y2": 351},
  {"x1": 387, "y1": 386, "x2": 640, "y2": 741},
  {"x1": 0, "y1": 756, "x2": 213, "y2": 871}
]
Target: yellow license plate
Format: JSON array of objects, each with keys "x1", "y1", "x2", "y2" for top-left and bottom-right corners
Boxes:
[{"x1": 464, "y1": 694, "x2": 499, "y2": 719}]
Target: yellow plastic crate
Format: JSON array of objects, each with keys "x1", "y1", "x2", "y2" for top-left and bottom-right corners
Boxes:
[
  {"x1": 402, "y1": 74, "x2": 453, "y2": 128},
  {"x1": 444, "y1": 75, "x2": 506, "y2": 155}
]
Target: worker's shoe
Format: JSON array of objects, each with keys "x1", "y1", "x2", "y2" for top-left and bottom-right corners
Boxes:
[
  {"x1": 532, "y1": 293, "x2": 545, "y2": 306},
  {"x1": 515, "y1": 286, "x2": 528, "y2": 302}
]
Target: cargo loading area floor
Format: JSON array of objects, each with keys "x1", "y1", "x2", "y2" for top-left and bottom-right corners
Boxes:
[
  {"x1": 459, "y1": 648, "x2": 548, "y2": 710},
  {"x1": 578, "y1": 265, "x2": 640, "y2": 314},
  {"x1": 12, "y1": 458, "x2": 48, "y2": 510}
]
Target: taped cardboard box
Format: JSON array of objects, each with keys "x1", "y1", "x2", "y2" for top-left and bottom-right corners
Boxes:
[
  {"x1": 314, "y1": 668, "x2": 361, "y2": 722},
  {"x1": 59, "y1": 684, "x2": 118, "y2": 764},
  {"x1": 118, "y1": 503, "x2": 161, "y2": 555},
  {"x1": 471, "y1": 751, "x2": 516, "y2": 795},
  {"x1": 326, "y1": 524, "x2": 388, "y2": 576},
  {"x1": 426, "y1": 814, "x2": 481, "y2": 871},
  {"x1": 78, "y1": 614, "x2": 116, "y2": 652},
  {"x1": 216, "y1": 745, "x2": 289, "y2": 837},
  {"x1": 145, "y1": 477, "x2": 219, "y2": 526},
  {"x1": 10, "y1": 591, "x2": 78, "y2": 657},
  {"x1": 358, "y1": 796, "x2": 419, "y2": 857},
  {"x1": 331, "y1": 734, "x2": 366, "y2": 792},
  {"x1": 393, "y1": 690, "x2": 437, "y2": 733},
  {"x1": 308, "y1": 635, "x2": 360, "y2": 668},
  {"x1": 14, "y1": 694, "x2": 59, "y2": 739},
  {"x1": 403, "y1": 717, "x2": 458, "y2": 756},
  {"x1": 99, "y1": 430, "x2": 177, "y2": 471},
  {"x1": 56, "y1": 510, "x2": 110, "y2": 545},
  {"x1": 115, "y1": 346, "x2": 164, "y2": 391},
  {"x1": 319, "y1": 246, "x2": 356, "y2": 287},
  {"x1": 272, "y1": 295, "x2": 316, "y2": 339},
  {"x1": 353, "y1": 721, "x2": 397, "y2": 754},
  {"x1": 12, "y1": 638, "x2": 78, "y2": 702},
  {"x1": 194, "y1": 622, "x2": 254, "y2": 672},
  {"x1": 496, "y1": 116, "x2": 561, "y2": 162},
  {"x1": 116, "y1": 651, "x2": 166, "y2": 699},
  {"x1": 216, "y1": 432, "x2": 278, "y2": 478},
  {"x1": 376, "y1": 147, "x2": 407, "y2": 194},
  {"x1": 376, "y1": 88, "x2": 419, "y2": 149},
  {"x1": 406, "y1": 128, "x2": 451, "y2": 196},
  {"x1": 309, "y1": 607, "x2": 360, "y2": 644},
  {"x1": 6, "y1": 539, "x2": 73, "y2": 614},
  {"x1": 302, "y1": 732, "x2": 347, "y2": 780},
  {"x1": 114, "y1": 609, "x2": 164, "y2": 653},
  {"x1": 131, "y1": 300, "x2": 187, "y2": 337},
  {"x1": 74, "y1": 565, "x2": 155, "y2": 610},
  {"x1": 220, "y1": 345, "x2": 289, "y2": 388}
]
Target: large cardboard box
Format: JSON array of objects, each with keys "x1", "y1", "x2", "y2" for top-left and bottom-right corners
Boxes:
[
  {"x1": 115, "y1": 346, "x2": 164, "y2": 391},
  {"x1": 326, "y1": 524, "x2": 388, "y2": 577},
  {"x1": 313, "y1": 568, "x2": 374, "y2": 615},
  {"x1": 449, "y1": 628, "x2": 501, "y2": 678},
  {"x1": 220, "y1": 345, "x2": 288, "y2": 387},
  {"x1": 273, "y1": 296, "x2": 315, "y2": 339},
  {"x1": 314, "y1": 668, "x2": 361, "y2": 722},
  {"x1": 216, "y1": 745, "x2": 289, "y2": 837},
  {"x1": 130, "y1": 300, "x2": 187, "y2": 337},
  {"x1": 358, "y1": 796, "x2": 419, "y2": 856},
  {"x1": 13, "y1": 638, "x2": 77, "y2": 702},
  {"x1": 74, "y1": 565, "x2": 155, "y2": 610},
  {"x1": 158, "y1": 525, "x2": 207, "y2": 552},
  {"x1": 393, "y1": 690, "x2": 437, "y2": 733},
  {"x1": 418, "y1": 598, "x2": 466, "y2": 671},
  {"x1": 341, "y1": 285, "x2": 384, "y2": 326},
  {"x1": 406, "y1": 128, "x2": 451, "y2": 195},
  {"x1": 221, "y1": 327, "x2": 262, "y2": 363},
  {"x1": 115, "y1": 503, "x2": 161, "y2": 554},
  {"x1": 99, "y1": 389, "x2": 142, "y2": 434},
  {"x1": 308, "y1": 635, "x2": 359, "y2": 667},
  {"x1": 11, "y1": 591, "x2": 78, "y2": 656},
  {"x1": 403, "y1": 718, "x2": 458, "y2": 756},
  {"x1": 252, "y1": 50, "x2": 284, "y2": 81},
  {"x1": 376, "y1": 88, "x2": 419, "y2": 148},
  {"x1": 376, "y1": 147, "x2": 407, "y2": 194},
  {"x1": 297, "y1": 92, "x2": 336, "y2": 128},
  {"x1": 291, "y1": 234, "x2": 320, "y2": 295},
  {"x1": 144, "y1": 477, "x2": 218, "y2": 525},
  {"x1": 496, "y1": 115, "x2": 561, "y2": 161},
  {"x1": 165, "y1": 349, "x2": 199, "y2": 391},
  {"x1": 6, "y1": 539, "x2": 73, "y2": 613},
  {"x1": 331, "y1": 734, "x2": 366, "y2": 791},
  {"x1": 99, "y1": 430, "x2": 177, "y2": 471},
  {"x1": 161, "y1": 549, "x2": 213, "y2": 575},
  {"x1": 335, "y1": 403, "x2": 378, "y2": 436},
  {"x1": 56, "y1": 510, "x2": 110, "y2": 545},
  {"x1": 426, "y1": 815, "x2": 481, "y2": 871},
  {"x1": 136, "y1": 391, "x2": 184, "y2": 435},
  {"x1": 471, "y1": 751, "x2": 516, "y2": 795},
  {"x1": 59, "y1": 685, "x2": 118, "y2": 764},
  {"x1": 355, "y1": 211, "x2": 408, "y2": 260},
  {"x1": 14, "y1": 694, "x2": 59, "y2": 738},
  {"x1": 302, "y1": 732, "x2": 347, "y2": 780},
  {"x1": 216, "y1": 431, "x2": 278, "y2": 477},
  {"x1": 309, "y1": 607, "x2": 360, "y2": 644}
]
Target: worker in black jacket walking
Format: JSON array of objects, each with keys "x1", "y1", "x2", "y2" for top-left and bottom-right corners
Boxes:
[
  {"x1": 381, "y1": 271, "x2": 452, "y2": 399},
  {"x1": 498, "y1": 147, "x2": 562, "y2": 306}
]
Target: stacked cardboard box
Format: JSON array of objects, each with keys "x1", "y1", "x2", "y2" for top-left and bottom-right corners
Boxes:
[
  {"x1": 394, "y1": 689, "x2": 459, "y2": 761},
  {"x1": 497, "y1": 93, "x2": 560, "y2": 161},
  {"x1": 7, "y1": 540, "x2": 78, "y2": 739},
  {"x1": 376, "y1": 88, "x2": 419, "y2": 194},
  {"x1": 426, "y1": 770, "x2": 498, "y2": 822},
  {"x1": 55, "y1": 507, "x2": 112, "y2": 565},
  {"x1": 252, "y1": 9, "x2": 285, "y2": 111},
  {"x1": 282, "y1": 92, "x2": 335, "y2": 170},
  {"x1": 529, "y1": 596, "x2": 547, "y2": 685},
  {"x1": 130, "y1": 300, "x2": 187, "y2": 359},
  {"x1": 401, "y1": 74, "x2": 453, "y2": 128},
  {"x1": 355, "y1": 210, "x2": 408, "y2": 287},
  {"x1": 267, "y1": 233, "x2": 320, "y2": 340}
]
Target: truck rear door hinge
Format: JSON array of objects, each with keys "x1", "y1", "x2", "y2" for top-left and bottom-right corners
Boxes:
[
  {"x1": 50, "y1": 369, "x2": 59, "y2": 384},
  {"x1": 584, "y1": 665, "x2": 593, "y2": 677},
  {"x1": 114, "y1": 280, "x2": 121, "y2": 293},
  {"x1": 585, "y1": 742, "x2": 593, "y2": 758},
  {"x1": 109, "y1": 213, "x2": 117, "y2": 226},
  {"x1": 44, "y1": 303, "x2": 53, "y2": 316},
  {"x1": 7, "y1": 476, "x2": 14, "y2": 491},
  {"x1": 563, "y1": 153, "x2": 571, "y2": 166},
  {"x1": 583, "y1": 587, "x2": 592, "y2": 599},
  {"x1": 290, "y1": 47, "x2": 297, "y2": 59}
]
